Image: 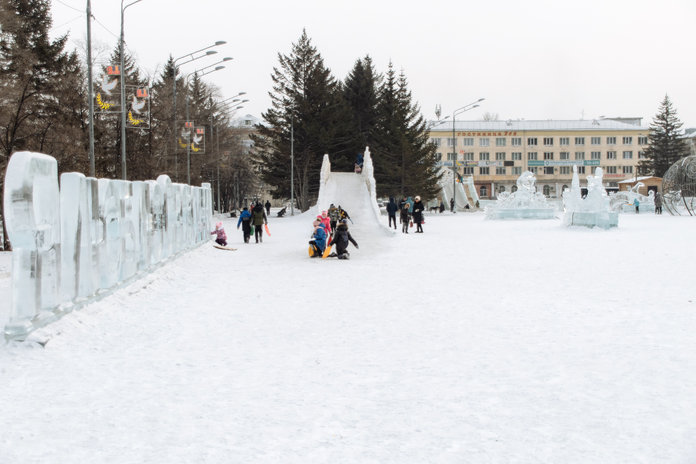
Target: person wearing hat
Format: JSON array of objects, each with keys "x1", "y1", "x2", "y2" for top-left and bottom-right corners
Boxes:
[
  {"x1": 211, "y1": 221, "x2": 227, "y2": 246},
  {"x1": 251, "y1": 203, "x2": 267, "y2": 243},
  {"x1": 309, "y1": 218, "x2": 327, "y2": 257},
  {"x1": 412, "y1": 195, "x2": 425, "y2": 233},
  {"x1": 236, "y1": 206, "x2": 252, "y2": 243},
  {"x1": 399, "y1": 201, "x2": 411, "y2": 234},
  {"x1": 330, "y1": 219, "x2": 358, "y2": 260}
]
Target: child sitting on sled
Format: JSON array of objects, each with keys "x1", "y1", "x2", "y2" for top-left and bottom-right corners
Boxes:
[
  {"x1": 308, "y1": 218, "x2": 327, "y2": 257},
  {"x1": 211, "y1": 222, "x2": 227, "y2": 246}
]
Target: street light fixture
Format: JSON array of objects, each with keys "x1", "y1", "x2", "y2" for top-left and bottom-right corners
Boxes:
[
  {"x1": 172, "y1": 41, "x2": 226, "y2": 181},
  {"x1": 184, "y1": 64, "x2": 226, "y2": 184},
  {"x1": 119, "y1": 0, "x2": 143, "y2": 180},
  {"x1": 451, "y1": 98, "x2": 485, "y2": 211}
]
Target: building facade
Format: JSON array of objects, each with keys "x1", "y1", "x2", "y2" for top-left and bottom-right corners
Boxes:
[{"x1": 428, "y1": 118, "x2": 650, "y2": 199}]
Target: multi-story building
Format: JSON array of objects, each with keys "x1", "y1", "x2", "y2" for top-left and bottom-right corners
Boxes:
[{"x1": 428, "y1": 118, "x2": 650, "y2": 199}]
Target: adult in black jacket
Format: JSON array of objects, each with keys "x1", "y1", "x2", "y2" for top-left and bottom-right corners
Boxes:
[
  {"x1": 412, "y1": 196, "x2": 425, "y2": 233},
  {"x1": 331, "y1": 219, "x2": 358, "y2": 259},
  {"x1": 251, "y1": 204, "x2": 267, "y2": 243},
  {"x1": 386, "y1": 197, "x2": 398, "y2": 229}
]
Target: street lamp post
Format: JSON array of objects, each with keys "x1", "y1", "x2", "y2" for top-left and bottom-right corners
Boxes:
[
  {"x1": 119, "y1": 0, "x2": 142, "y2": 180},
  {"x1": 183, "y1": 61, "x2": 228, "y2": 184},
  {"x1": 451, "y1": 98, "x2": 485, "y2": 211},
  {"x1": 172, "y1": 41, "x2": 226, "y2": 181}
]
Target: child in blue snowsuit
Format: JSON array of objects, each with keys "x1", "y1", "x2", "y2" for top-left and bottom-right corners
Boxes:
[
  {"x1": 237, "y1": 207, "x2": 252, "y2": 243},
  {"x1": 309, "y1": 218, "x2": 327, "y2": 257}
]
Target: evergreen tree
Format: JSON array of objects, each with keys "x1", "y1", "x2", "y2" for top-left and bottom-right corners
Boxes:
[
  {"x1": 639, "y1": 95, "x2": 688, "y2": 177},
  {"x1": 252, "y1": 29, "x2": 346, "y2": 211},
  {"x1": 372, "y1": 63, "x2": 441, "y2": 199},
  {"x1": 343, "y1": 55, "x2": 381, "y2": 170}
]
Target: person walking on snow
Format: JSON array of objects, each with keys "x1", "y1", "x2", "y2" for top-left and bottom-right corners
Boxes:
[
  {"x1": 386, "y1": 197, "x2": 398, "y2": 229},
  {"x1": 237, "y1": 206, "x2": 252, "y2": 243},
  {"x1": 211, "y1": 222, "x2": 227, "y2": 246},
  {"x1": 264, "y1": 200, "x2": 271, "y2": 216},
  {"x1": 309, "y1": 218, "x2": 327, "y2": 257},
  {"x1": 412, "y1": 196, "x2": 425, "y2": 233},
  {"x1": 330, "y1": 219, "x2": 358, "y2": 259},
  {"x1": 400, "y1": 202, "x2": 411, "y2": 234},
  {"x1": 251, "y1": 203, "x2": 267, "y2": 243}
]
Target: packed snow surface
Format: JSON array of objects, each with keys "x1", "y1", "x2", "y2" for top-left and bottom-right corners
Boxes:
[{"x1": 1, "y1": 210, "x2": 695, "y2": 463}]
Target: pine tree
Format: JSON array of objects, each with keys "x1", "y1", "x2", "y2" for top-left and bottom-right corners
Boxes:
[
  {"x1": 343, "y1": 56, "x2": 381, "y2": 169},
  {"x1": 253, "y1": 29, "x2": 346, "y2": 211},
  {"x1": 372, "y1": 63, "x2": 441, "y2": 199},
  {"x1": 639, "y1": 95, "x2": 688, "y2": 177}
]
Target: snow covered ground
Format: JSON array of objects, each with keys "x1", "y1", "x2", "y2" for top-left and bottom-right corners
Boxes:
[{"x1": 1, "y1": 210, "x2": 695, "y2": 463}]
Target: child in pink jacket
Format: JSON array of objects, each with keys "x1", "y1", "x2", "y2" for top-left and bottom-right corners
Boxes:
[{"x1": 211, "y1": 222, "x2": 227, "y2": 246}]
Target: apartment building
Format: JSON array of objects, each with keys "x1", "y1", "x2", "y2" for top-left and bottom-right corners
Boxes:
[{"x1": 428, "y1": 118, "x2": 649, "y2": 199}]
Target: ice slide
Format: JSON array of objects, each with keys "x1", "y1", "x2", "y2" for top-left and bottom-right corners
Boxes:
[
  {"x1": 438, "y1": 167, "x2": 478, "y2": 210},
  {"x1": 315, "y1": 147, "x2": 394, "y2": 240}
]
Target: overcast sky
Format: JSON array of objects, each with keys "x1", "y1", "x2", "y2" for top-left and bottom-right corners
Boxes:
[{"x1": 50, "y1": 0, "x2": 695, "y2": 128}]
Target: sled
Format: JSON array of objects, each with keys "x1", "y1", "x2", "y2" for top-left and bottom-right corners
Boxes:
[
  {"x1": 264, "y1": 224, "x2": 271, "y2": 236},
  {"x1": 213, "y1": 244, "x2": 237, "y2": 251},
  {"x1": 321, "y1": 243, "x2": 333, "y2": 259}
]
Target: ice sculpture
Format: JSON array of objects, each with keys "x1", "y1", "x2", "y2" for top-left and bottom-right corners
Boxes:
[
  {"x1": 562, "y1": 166, "x2": 618, "y2": 229},
  {"x1": 485, "y1": 171, "x2": 556, "y2": 219},
  {"x1": 3, "y1": 151, "x2": 212, "y2": 340},
  {"x1": 661, "y1": 155, "x2": 696, "y2": 216},
  {"x1": 608, "y1": 183, "x2": 655, "y2": 213},
  {"x1": 438, "y1": 167, "x2": 477, "y2": 211}
]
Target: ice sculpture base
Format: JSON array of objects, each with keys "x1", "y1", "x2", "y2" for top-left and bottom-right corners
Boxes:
[
  {"x1": 565, "y1": 211, "x2": 619, "y2": 229},
  {"x1": 487, "y1": 208, "x2": 556, "y2": 220}
]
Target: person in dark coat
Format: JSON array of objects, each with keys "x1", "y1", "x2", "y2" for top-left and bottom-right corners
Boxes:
[
  {"x1": 237, "y1": 206, "x2": 252, "y2": 243},
  {"x1": 400, "y1": 202, "x2": 411, "y2": 234},
  {"x1": 251, "y1": 203, "x2": 267, "y2": 243},
  {"x1": 330, "y1": 219, "x2": 359, "y2": 259},
  {"x1": 412, "y1": 196, "x2": 425, "y2": 233},
  {"x1": 264, "y1": 200, "x2": 271, "y2": 216},
  {"x1": 654, "y1": 192, "x2": 662, "y2": 214},
  {"x1": 386, "y1": 197, "x2": 398, "y2": 229}
]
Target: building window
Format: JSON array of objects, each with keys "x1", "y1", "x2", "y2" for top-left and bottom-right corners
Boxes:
[
  {"x1": 623, "y1": 151, "x2": 633, "y2": 159},
  {"x1": 512, "y1": 152, "x2": 522, "y2": 160},
  {"x1": 447, "y1": 152, "x2": 457, "y2": 161},
  {"x1": 496, "y1": 152, "x2": 506, "y2": 161},
  {"x1": 560, "y1": 166, "x2": 571, "y2": 174},
  {"x1": 543, "y1": 166, "x2": 554, "y2": 175},
  {"x1": 463, "y1": 152, "x2": 474, "y2": 160},
  {"x1": 496, "y1": 166, "x2": 506, "y2": 175},
  {"x1": 605, "y1": 166, "x2": 617, "y2": 174},
  {"x1": 575, "y1": 152, "x2": 585, "y2": 160},
  {"x1": 575, "y1": 137, "x2": 585, "y2": 145},
  {"x1": 638, "y1": 136, "x2": 648, "y2": 145},
  {"x1": 527, "y1": 152, "x2": 538, "y2": 160},
  {"x1": 463, "y1": 137, "x2": 474, "y2": 146},
  {"x1": 435, "y1": 153, "x2": 442, "y2": 161},
  {"x1": 511, "y1": 137, "x2": 522, "y2": 146},
  {"x1": 623, "y1": 136, "x2": 633, "y2": 144},
  {"x1": 498, "y1": 185, "x2": 506, "y2": 193},
  {"x1": 543, "y1": 185, "x2": 551, "y2": 196},
  {"x1": 591, "y1": 136, "x2": 601, "y2": 145},
  {"x1": 512, "y1": 166, "x2": 522, "y2": 175},
  {"x1": 447, "y1": 138, "x2": 456, "y2": 147},
  {"x1": 462, "y1": 167, "x2": 473, "y2": 175},
  {"x1": 638, "y1": 150, "x2": 647, "y2": 159},
  {"x1": 480, "y1": 138, "x2": 490, "y2": 147},
  {"x1": 577, "y1": 166, "x2": 586, "y2": 174},
  {"x1": 528, "y1": 166, "x2": 538, "y2": 174},
  {"x1": 543, "y1": 152, "x2": 554, "y2": 160},
  {"x1": 607, "y1": 136, "x2": 616, "y2": 145},
  {"x1": 623, "y1": 165, "x2": 633, "y2": 174},
  {"x1": 543, "y1": 137, "x2": 554, "y2": 146},
  {"x1": 479, "y1": 152, "x2": 490, "y2": 161},
  {"x1": 431, "y1": 138, "x2": 442, "y2": 147},
  {"x1": 607, "y1": 151, "x2": 617, "y2": 159},
  {"x1": 496, "y1": 137, "x2": 506, "y2": 147},
  {"x1": 527, "y1": 137, "x2": 538, "y2": 146},
  {"x1": 480, "y1": 186, "x2": 488, "y2": 197},
  {"x1": 560, "y1": 137, "x2": 570, "y2": 146},
  {"x1": 591, "y1": 151, "x2": 601, "y2": 160},
  {"x1": 511, "y1": 185, "x2": 518, "y2": 193},
  {"x1": 560, "y1": 151, "x2": 570, "y2": 160},
  {"x1": 479, "y1": 166, "x2": 490, "y2": 175}
]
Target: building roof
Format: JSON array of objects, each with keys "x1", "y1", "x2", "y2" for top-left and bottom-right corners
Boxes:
[{"x1": 428, "y1": 119, "x2": 649, "y2": 132}]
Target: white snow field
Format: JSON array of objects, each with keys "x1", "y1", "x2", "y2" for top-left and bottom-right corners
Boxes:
[{"x1": 1, "y1": 203, "x2": 696, "y2": 463}]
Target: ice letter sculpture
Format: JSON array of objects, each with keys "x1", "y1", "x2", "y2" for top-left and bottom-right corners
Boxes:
[
  {"x1": 3, "y1": 151, "x2": 212, "y2": 340},
  {"x1": 485, "y1": 171, "x2": 555, "y2": 219},
  {"x1": 562, "y1": 166, "x2": 618, "y2": 229}
]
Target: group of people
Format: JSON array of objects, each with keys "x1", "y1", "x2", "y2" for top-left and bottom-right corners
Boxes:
[
  {"x1": 385, "y1": 196, "x2": 425, "y2": 234},
  {"x1": 237, "y1": 203, "x2": 268, "y2": 243},
  {"x1": 309, "y1": 207, "x2": 358, "y2": 260}
]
